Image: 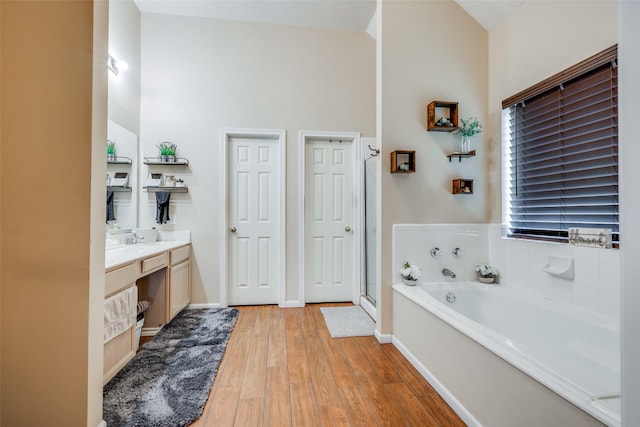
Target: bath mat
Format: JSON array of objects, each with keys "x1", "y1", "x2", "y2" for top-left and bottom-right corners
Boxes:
[
  {"x1": 320, "y1": 305, "x2": 375, "y2": 338},
  {"x1": 103, "y1": 307, "x2": 239, "y2": 427}
]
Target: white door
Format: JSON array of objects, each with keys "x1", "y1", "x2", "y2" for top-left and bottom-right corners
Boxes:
[
  {"x1": 305, "y1": 139, "x2": 354, "y2": 302},
  {"x1": 228, "y1": 136, "x2": 281, "y2": 305}
]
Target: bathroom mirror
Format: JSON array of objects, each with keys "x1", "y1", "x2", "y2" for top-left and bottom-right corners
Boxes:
[{"x1": 107, "y1": 120, "x2": 138, "y2": 230}]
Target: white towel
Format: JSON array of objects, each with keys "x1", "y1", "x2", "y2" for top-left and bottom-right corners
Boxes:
[{"x1": 104, "y1": 286, "x2": 138, "y2": 343}]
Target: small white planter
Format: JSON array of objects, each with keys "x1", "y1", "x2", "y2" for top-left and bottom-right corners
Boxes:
[{"x1": 402, "y1": 277, "x2": 418, "y2": 286}]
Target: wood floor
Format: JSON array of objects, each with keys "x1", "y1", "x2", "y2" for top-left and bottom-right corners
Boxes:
[{"x1": 189, "y1": 303, "x2": 466, "y2": 427}]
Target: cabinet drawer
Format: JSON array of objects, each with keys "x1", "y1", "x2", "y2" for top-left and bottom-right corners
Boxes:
[
  {"x1": 105, "y1": 263, "x2": 137, "y2": 297},
  {"x1": 170, "y1": 245, "x2": 191, "y2": 265},
  {"x1": 140, "y1": 252, "x2": 168, "y2": 275}
]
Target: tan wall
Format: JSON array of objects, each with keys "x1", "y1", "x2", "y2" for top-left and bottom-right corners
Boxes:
[
  {"x1": 0, "y1": 1, "x2": 107, "y2": 425},
  {"x1": 487, "y1": 0, "x2": 618, "y2": 223},
  {"x1": 379, "y1": 0, "x2": 489, "y2": 333},
  {"x1": 139, "y1": 14, "x2": 376, "y2": 305}
]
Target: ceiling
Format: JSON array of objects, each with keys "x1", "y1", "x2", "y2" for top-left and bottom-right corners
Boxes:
[
  {"x1": 133, "y1": 0, "x2": 377, "y2": 32},
  {"x1": 133, "y1": 0, "x2": 524, "y2": 32}
]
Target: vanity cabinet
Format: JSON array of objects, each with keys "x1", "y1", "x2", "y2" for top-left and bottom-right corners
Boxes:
[{"x1": 104, "y1": 242, "x2": 192, "y2": 384}]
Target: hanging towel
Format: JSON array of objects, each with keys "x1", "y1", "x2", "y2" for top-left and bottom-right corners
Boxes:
[
  {"x1": 156, "y1": 191, "x2": 171, "y2": 224},
  {"x1": 106, "y1": 190, "x2": 116, "y2": 222},
  {"x1": 104, "y1": 286, "x2": 137, "y2": 343}
]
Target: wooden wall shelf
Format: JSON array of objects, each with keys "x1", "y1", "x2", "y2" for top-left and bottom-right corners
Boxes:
[
  {"x1": 452, "y1": 179, "x2": 474, "y2": 194},
  {"x1": 447, "y1": 150, "x2": 476, "y2": 162},
  {"x1": 427, "y1": 101, "x2": 458, "y2": 132},
  {"x1": 390, "y1": 150, "x2": 416, "y2": 173}
]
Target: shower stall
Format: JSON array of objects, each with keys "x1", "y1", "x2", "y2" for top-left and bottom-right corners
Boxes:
[{"x1": 362, "y1": 139, "x2": 378, "y2": 307}]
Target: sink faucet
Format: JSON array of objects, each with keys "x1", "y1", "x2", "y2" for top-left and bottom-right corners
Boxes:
[{"x1": 442, "y1": 268, "x2": 456, "y2": 279}]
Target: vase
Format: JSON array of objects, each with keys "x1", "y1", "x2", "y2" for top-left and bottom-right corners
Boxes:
[
  {"x1": 402, "y1": 277, "x2": 418, "y2": 286},
  {"x1": 478, "y1": 275, "x2": 495, "y2": 284},
  {"x1": 460, "y1": 136, "x2": 472, "y2": 154}
]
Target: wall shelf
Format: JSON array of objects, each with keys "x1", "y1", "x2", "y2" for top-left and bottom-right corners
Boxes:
[
  {"x1": 390, "y1": 150, "x2": 416, "y2": 173},
  {"x1": 427, "y1": 101, "x2": 458, "y2": 132},
  {"x1": 144, "y1": 157, "x2": 190, "y2": 166},
  {"x1": 452, "y1": 179, "x2": 474, "y2": 194},
  {"x1": 447, "y1": 150, "x2": 476, "y2": 162},
  {"x1": 143, "y1": 186, "x2": 189, "y2": 193},
  {"x1": 107, "y1": 186, "x2": 132, "y2": 192},
  {"x1": 107, "y1": 156, "x2": 133, "y2": 165}
]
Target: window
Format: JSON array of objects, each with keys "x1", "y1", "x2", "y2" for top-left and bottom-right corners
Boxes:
[{"x1": 502, "y1": 46, "x2": 618, "y2": 245}]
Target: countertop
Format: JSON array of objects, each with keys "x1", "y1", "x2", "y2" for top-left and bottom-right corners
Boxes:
[{"x1": 105, "y1": 240, "x2": 191, "y2": 270}]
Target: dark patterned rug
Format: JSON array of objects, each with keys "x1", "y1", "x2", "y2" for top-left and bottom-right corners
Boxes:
[{"x1": 103, "y1": 308, "x2": 239, "y2": 427}]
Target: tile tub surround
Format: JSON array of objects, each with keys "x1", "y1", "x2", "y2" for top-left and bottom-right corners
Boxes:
[{"x1": 392, "y1": 224, "x2": 620, "y2": 319}]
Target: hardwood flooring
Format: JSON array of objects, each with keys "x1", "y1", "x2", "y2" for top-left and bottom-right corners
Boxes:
[{"x1": 189, "y1": 303, "x2": 465, "y2": 427}]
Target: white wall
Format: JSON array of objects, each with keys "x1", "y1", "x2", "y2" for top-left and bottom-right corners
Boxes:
[
  {"x1": 139, "y1": 13, "x2": 375, "y2": 305},
  {"x1": 108, "y1": 0, "x2": 141, "y2": 135},
  {"x1": 379, "y1": 0, "x2": 489, "y2": 334}
]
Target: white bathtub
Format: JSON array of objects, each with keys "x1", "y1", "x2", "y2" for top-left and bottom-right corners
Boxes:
[{"x1": 393, "y1": 281, "x2": 620, "y2": 426}]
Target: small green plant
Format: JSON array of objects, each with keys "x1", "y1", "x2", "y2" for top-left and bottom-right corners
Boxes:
[
  {"x1": 157, "y1": 141, "x2": 177, "y2": 156},
  {"x1": 107, "y1": 140, "x2": 116, "y2": 155},
  {"x1": 454, "y1": 117, "x2": 482, "y2": 137}
]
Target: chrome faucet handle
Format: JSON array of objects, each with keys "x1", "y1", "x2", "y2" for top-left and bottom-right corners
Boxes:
[
  {"x1": 452, "y1": 247, "x2": 464, "y2": 258},
  {"x1": 430, "y1": 247, "x2": 442, "y2": 258}
]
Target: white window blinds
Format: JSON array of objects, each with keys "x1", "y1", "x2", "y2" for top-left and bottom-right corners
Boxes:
[{"x1": 503, "y1": 49, "x2": 618, "y2": 244}]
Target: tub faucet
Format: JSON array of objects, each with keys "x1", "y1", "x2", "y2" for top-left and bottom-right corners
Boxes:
[{"x1": 442, "y1": 268, "x2": 456, "y2": 279}]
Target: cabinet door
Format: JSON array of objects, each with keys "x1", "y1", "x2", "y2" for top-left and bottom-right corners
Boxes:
[
  {"x1": 103, "y1": 325, "x2": 135, "y2": 384},
  {"x1": 169, "y1": 260, "x2": 191, "y2": 320}
]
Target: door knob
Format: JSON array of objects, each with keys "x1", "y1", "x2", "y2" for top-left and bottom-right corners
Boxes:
[
  {"x1": 230, "y1": 226, "x2": 237, "y2": 233},
  {"x1": 345, "y1": 226, "x2": 351, "y2": 232}
]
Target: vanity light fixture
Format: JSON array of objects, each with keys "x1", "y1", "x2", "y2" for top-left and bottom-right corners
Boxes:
[{"x1": 108, "y1": 54, "x2": 128, "y2": 76}]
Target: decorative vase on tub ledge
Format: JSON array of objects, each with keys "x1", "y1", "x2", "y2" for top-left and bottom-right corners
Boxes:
[
  {"x1": 477, "y1": 275, "x2": 495, "y2": 284},
  {"x1": 475, "y1": 263, "x2": 498, "y2": 284},
  {"x1": 400, "y1": 261, "x2": 421, "y2": 286},
  {"x1": 402, "y1": 277, "x2": 418, "y2": 286}
]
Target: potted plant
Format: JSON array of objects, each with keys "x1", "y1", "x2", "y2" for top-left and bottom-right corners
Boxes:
[
  {"x1": 453, "y1": 116, "x2": 482, "y2": 154},
  {"x1": 157, "y1": 141, "x2": 177, "y2": 162},
  {"x1": 400, "y1": 261, "x2": 422, "y2": 286},
  {"x1": 475, "y1": 264, "x2": 499, "y2": 284},
  {"x1": 107, "y1": 140, "x2": 116, "y2": 161}
]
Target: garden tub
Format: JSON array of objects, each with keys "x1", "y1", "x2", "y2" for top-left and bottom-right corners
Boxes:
[{"x1": 392, "y1": 281, "x2": 620, "y2": 426}]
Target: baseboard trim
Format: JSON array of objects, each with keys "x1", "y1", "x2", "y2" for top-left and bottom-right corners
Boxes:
[
  {"x1": 97, "y1": 420, "x2": 107, "y2": 427},
  {"x1": 188, "y1": 303, "x2": 224, "y2": 309},
  {"x1": 284, "y1": 300, "x2": 305, "y2": 308},
  {"x1": 375, "y1": 330, "x2": 393, "y2": 343},
  {"x1": 392, "y1": 336, "x2": 481, "y2": 427},
  {"x1": 141, "y1": 326, "x2": 162, "y2": 337}
]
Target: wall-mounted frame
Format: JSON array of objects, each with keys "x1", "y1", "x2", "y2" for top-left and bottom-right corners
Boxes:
[
  {"x1": 427, "y1": 101, "x2": 458, "y2": 132},
  {"x1": 390, "y1": 150, "x2": 416, "y2": 173}
]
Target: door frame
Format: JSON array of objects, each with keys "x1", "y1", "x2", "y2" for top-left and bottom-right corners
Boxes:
[
  {"x1": 220, "y1": 128, "x2": 286, "y2": 307},
  {"x1": 298, "y1": 131, "x2": 362, "y2": 305}
]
